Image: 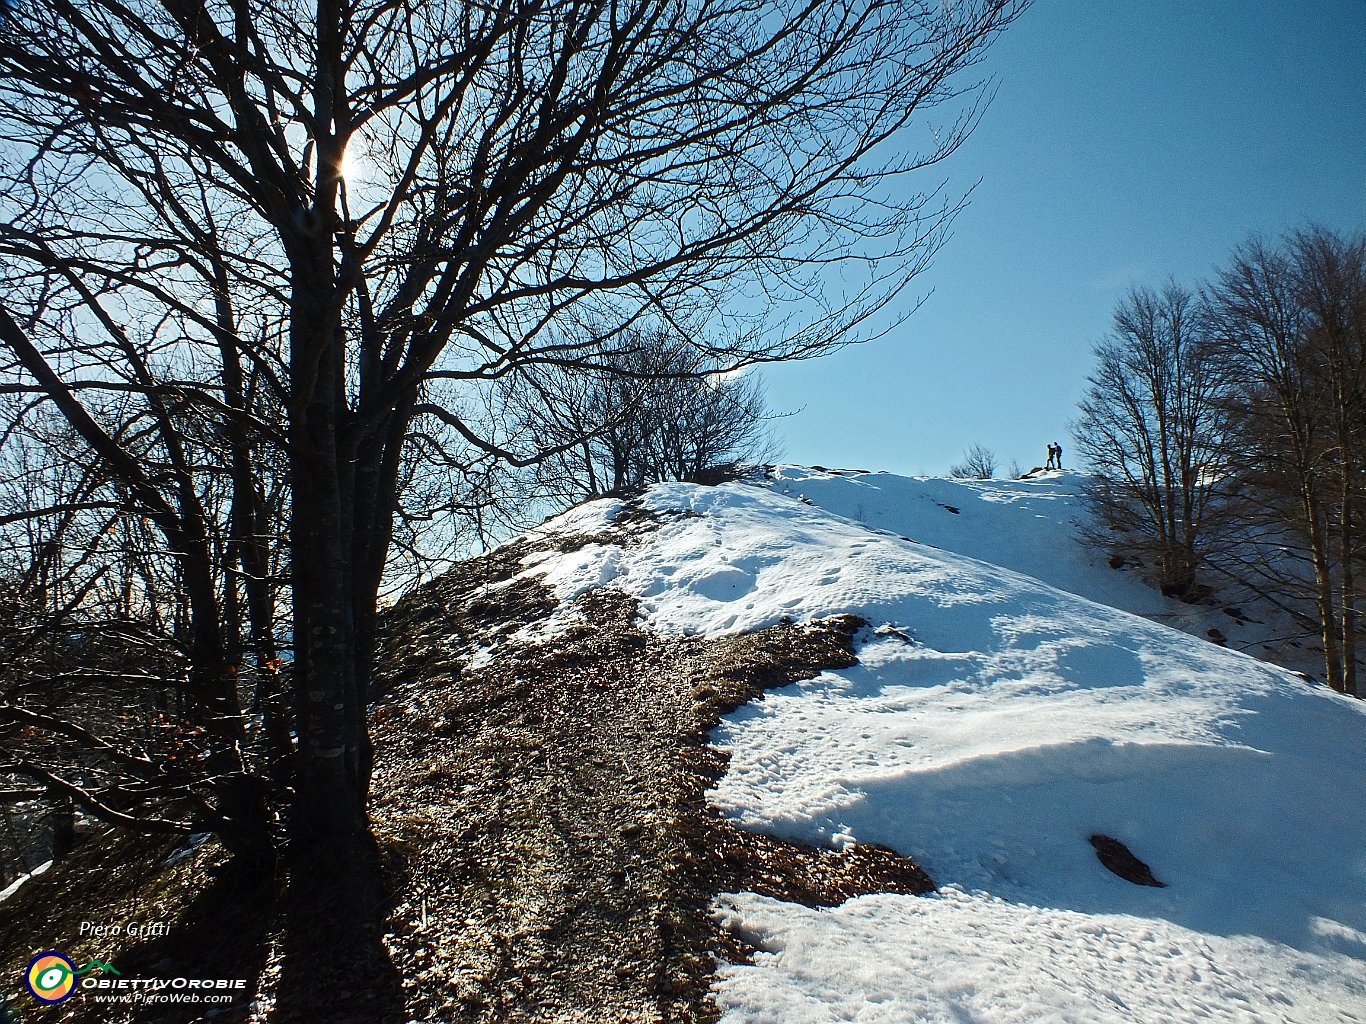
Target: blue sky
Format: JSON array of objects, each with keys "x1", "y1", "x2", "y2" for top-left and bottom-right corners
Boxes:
[{"x1": 760, "y1": 1, "x2": 1366, "y2": 477}]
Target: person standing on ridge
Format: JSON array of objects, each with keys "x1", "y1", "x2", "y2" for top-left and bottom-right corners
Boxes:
[
  {"x1": 1045, "y1": 444, "x2": 1056, "y2": 470},
  {"x1": 1053, "y1": 442, "x2": 1063, "y2": 470}
]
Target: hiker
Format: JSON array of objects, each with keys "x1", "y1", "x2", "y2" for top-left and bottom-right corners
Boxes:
[
  {"x1": 1044, "y1": 444, "x2": 1056, "y2": 470},
  {"x1": 1053, "y1": 442, "x2": 1063, "y2": 470}
]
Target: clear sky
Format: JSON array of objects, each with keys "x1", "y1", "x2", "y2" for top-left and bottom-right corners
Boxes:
[{"x1": 759, "y1": 1, "x2": 1366, "y2": 478}]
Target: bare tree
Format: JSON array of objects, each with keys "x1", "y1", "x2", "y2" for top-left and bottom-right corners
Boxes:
[
  {"x1": 949, "y1": 444, "x2": 997, "y2": 479},
  {"x1": 1073, "y1": 283, "x2": 1233, "y2": 597},
  {"x1": 1205, "y1": 230, "x2": 1365, "y2": 694},
  {"x1": 1293, "y1": 228, "x2": 1366, "y2": 695},
  {"x1": 0, "y1": 389, "x2": 286, "y2": 863},
  {"x1": 516, "y1": 331, "x2": 779, "y2": 502},
  {"x1": 0, "y1": 410, "x2": 189, "y2": 868},
  {"x1": 0, "y1": 0, "x2": 1025, "y2": 862}
]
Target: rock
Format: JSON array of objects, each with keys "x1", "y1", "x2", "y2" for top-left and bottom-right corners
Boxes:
[{"x1": 1089, "y1": 834, "x2": 1165, "y2": 887}]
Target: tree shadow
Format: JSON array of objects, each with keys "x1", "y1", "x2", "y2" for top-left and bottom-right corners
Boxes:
[
  {"x1": 92, "y1": 832, "x2": 405, "y2": 1023},
  {"x1": 270, "y1": 833, "x2": 406, "y2": 1024},
  {"x1": 108, "y1": 860, "x2": 274, "y2": 1024}
]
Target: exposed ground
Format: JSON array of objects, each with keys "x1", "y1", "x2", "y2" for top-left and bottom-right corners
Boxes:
[{"x1": 1, "y1": 500, "x2": 933, "y2": 1022}]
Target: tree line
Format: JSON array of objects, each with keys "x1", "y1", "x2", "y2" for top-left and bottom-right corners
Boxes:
[{"x1": 1074, "y1": 226, "x2": 1365, "y2": 697}]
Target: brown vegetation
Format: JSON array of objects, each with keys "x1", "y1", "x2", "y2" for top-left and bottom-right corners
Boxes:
[{"x1": 2, "y1": 509, "x2": 933, "y2": 1022}]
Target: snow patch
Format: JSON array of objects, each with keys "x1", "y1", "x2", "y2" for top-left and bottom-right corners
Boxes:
[{"x1": 0, "y1": 859, "x2": 53, "y2": 903}]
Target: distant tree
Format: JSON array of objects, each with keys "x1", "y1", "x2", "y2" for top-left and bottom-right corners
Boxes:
[
  {"x1": 1205, "y1": 229, "x2": 1365, "y2": 695},
  {"x1": 516, "y1": 332, "x2": 778, "y2": 502},
  {"x1": 949, "y1": 444, "x2": 997, "y2": 480},
  {"x1": 1073, "y1": 283, "x2": 1233, "y2": 598}
]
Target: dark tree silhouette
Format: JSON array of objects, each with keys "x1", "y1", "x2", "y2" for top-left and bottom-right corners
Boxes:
[
  {"x1": 513, "y1": 331, "x2": 778, "y2": 501},
  {"x1": 0, "y1": 0, "x2": 1026, "y2": 862}
]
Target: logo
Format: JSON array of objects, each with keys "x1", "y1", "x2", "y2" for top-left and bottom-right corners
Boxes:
[
  {"x1": 24, "y1": 952, "x2": 77, "y2": 1004},
  {"x1": 20, "y1": 954, "x2": 121, "y2": 1004},
  {"x1": 21, "y1": 952, "x2": 243, "y2": 1008}
]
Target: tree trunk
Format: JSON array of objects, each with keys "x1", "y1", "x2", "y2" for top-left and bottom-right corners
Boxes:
[
  {"x1": 345, "y1": 413, "x2": 403, "y2": 805},
  {"x1": 1304, "y1": 490, "x2": 1345, "y2": 693},
  {"x1": 289, "y1": 274, "x2": 368, "y2": 841},
  {"x1": 290, "y1": 445, "x2": 368, "y2": 837},
  {"x1": 1341, "y1": 474, "x2": 1358, "y2": 697}
]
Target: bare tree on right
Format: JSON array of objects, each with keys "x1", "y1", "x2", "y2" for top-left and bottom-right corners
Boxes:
[
  {"x1": 1072, "y1": 283, "x2": 1233, "y2": 599},
  {"x1": 1204, "y1": 229, "x2": 1365, "y2": 696}
]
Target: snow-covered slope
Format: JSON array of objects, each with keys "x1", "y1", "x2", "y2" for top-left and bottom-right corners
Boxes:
[
  {"x1": 765, "y1": 465, "x2": 1161, "y2": 611},
  {"x1": 519, "y1": 480, "x2": 1366, "y2": 1023},
  {"x1": 764, "y1": 465, "x2": 1306, "y2": 671}
]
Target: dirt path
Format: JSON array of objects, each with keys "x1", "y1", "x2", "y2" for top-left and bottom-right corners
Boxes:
[
  {"x1": 369, "y1": 512, "x2": 932, "y2": 1023},
  {"x1": 0, "y1": 502, "x2": 931, "y2": 1024}
]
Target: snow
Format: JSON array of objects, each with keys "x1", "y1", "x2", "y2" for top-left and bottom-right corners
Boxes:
[
  {"x1": 162, "y1": 831, "x2": 212, "y2": 866},
  {"x1": 521, "y1": 476, "x2": 1366, "y2": 1023},
  {"x1": 0, "y1": 859, "x2": 52, "y2": 903},
  {"x1": 765, "y1": 466, "x2": 1165, "y2": 613},
  {"x1": 712, "y1": 890, "x2": 1359, "y2": 1024},
  {"x1": 764, "y1": 465, "x2": 1306, "y2": 667}
]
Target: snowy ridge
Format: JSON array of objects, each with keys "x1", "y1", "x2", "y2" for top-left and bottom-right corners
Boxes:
[
  {"x1": 521, "y1": 479, "x2": 1366, "y2": 1023},
  {"x1": 763, "y1": 465, "x2": 1301, "y2": 661},
  {"x1": 763, "y1": 465, "x2": 1162, "y2": 612}
]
